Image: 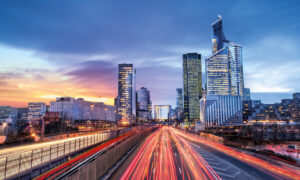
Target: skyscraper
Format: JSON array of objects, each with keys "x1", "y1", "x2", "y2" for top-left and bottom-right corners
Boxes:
[
  {"x1": 154, "y1": 105, "x2": 171, "y2": 121},
  {"x1": 204, "y1": 16, "x2": 245, "y2": 126},
  {"x1": 176, "y1": 88, "x2": 183, "y2": 109},
  {"x1": 206, "y1": 16, "x2": 244, "y2": 96},
  {"x1": 117, "y1": 64, "x2": 136, "y2": 125},
  {"x1": 176, "y1": 88, "x2": 183, "y2": 121},
  {"x1": 137, "y1": 87, "x2": 152, "y2": 123},
  {"x1": 243, "y1": 88, "x2": 251, "y2": 101},
  {"x1": 183, "y1": 53, "x2": 202, "y2": 124}
]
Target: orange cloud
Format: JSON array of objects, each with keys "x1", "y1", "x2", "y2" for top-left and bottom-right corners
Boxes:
[{"x1": 0, "y1": 70, "x2": 116, "y2": 107}]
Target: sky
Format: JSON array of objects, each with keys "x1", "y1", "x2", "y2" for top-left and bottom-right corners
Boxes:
[{"x1": 0, "y1": 0, "x2": 300, "y2": 108}]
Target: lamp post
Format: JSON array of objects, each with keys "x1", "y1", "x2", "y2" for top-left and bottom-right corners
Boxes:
[
  {"x1": 60, "y1": 98, "x2": 64, "y2": 135},
  {"x1": 41, "y1": 115, "x2": 45, "y2": 142},
  {"x1": 91, "y1": 104, "x2": 94, "y2": 131},
  {"x1": 104, "y1": 107, "x2": 108, "y2": 121}
]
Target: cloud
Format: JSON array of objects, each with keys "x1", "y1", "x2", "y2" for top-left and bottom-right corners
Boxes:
[
  {"x1": 244, "y1": 35, "x2": 300, "y2": 93},
  {"x1": 63, "y1": 60, "x2": 118, "y2": 97},
  {"x1": 136, "y1": 65, "x2": 182, "y2": 107},
  {"x1": 0, "y1": 0, "x2": 300, "y2": 106}
]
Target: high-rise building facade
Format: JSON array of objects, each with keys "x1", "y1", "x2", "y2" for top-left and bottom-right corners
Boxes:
[
  {"x1": 28, "y1": 102, "x2": 46, "y2": 121},
  {"x1": 49, "y1": 97, "x2": 116, "y2": 122},
  {"x1": 183, "y1": 53, "x2": 202, "y2": 123},
  {"x1": 154, "y1": 105, "x2": 171, "y2": 121},
  {"x1": 176, "y1": 88, "x2": 183, "y2": 109},
  {"x1": 117, "y1": 64, "x2": 136, "y2": 125},
  {"x1": 204, "y1": 16, "x2": 245, "y2": 126},
  {"x1": 243, "y1": 88, "x2": 251, "y2": 101},
  {"x1": 206, "y1": 16, "x2": 244, "y2": 96},
  {"x1": 137, "y1": 87, "x2": 152, "y2": 122},
  {"x1": 176, "y1": 88, "x2": 183, "y2": 121},
  {"x1": 49, "y1": 97, "x2": 80, "y2": 123}
]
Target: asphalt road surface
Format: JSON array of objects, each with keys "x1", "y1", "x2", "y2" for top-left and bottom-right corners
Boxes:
[{"x1": 113, "y1": 127, "x2": 300, "y2": 180}]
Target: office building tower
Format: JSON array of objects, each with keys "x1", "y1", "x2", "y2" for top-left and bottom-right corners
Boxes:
[
  {"x1": 169, "y1": 109, "x2": 177, "y2": 121},
  {"x1": 154, "y1": 105, "x2": 171, "y2": 121},
  {"x1": 206, "y1": 16, "x2": 244, "y2": 96},
  {"x1": 176, "y1": 88, "x2": 183, "y2": 121},
  {"x1": 183, "y1": 53, "x2": 202, "y2": 123},
  {"x1": 49, "y1": 97, "x2": 80, "y2": 123},
  {"x1": 50, "y1": 97, "x2": 115, "y2": 123},
  {"x1": 204, "y1": 16, "x2": 245, "y2": 126},
  {"x1": 243, "y1": 88, "x2": 251, "y2": 101},
  {"x1": 176, "y1": 88, "x2": 183, "y2": 109},
  {"x1": 137, "y1": 87, "x2": 152, "y2": 123},
  {"x1": 117, "y1": 64, "x2": 136, "y2": 125},
  {"x1": 27, "y1": 102, "x2": 46, "y2": 121}
]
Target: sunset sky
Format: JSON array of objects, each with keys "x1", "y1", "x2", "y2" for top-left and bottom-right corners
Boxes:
[{"x1": 0, "y1": 0, "x2": 300, "y2": 108}]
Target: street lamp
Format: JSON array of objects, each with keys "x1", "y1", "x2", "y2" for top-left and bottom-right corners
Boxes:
[
  {"x1": 41, "y1": 115, "x2": 45, "y2": 142},
  {"x1": 60, "y1": 98, "x2": 64, "y2": 135},
  {"x1": 91, "y1": 104, "x2": 94, "y2": 131},
  {"x1": 104, "y1": 107, "x2": 108, "y2": 121}
]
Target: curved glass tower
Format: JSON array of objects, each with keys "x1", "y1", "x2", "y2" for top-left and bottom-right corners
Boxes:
[
  {"x1": 212, "y1": 15, "x2": 227, "y2": 53},
  {"x1": 204, "y1": 16, "x2": 245, "y2": 126},
  {"x1": 206, "y1": 16, "x2": 244, "y2": 97}
]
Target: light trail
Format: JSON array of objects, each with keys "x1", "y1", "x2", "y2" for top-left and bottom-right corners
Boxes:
[
  {"x1": 173, "y1": 128, "x2": 300, "y2": 180},
  {"x1": 0, "y1": 129, "x2": 113, "y2": 157},
  {"x1": 121, "y1": 127, "x2": 220, "y2": 180},
  {"x1": 36, "y1": 130, "x2": 135, "y2": 180}
]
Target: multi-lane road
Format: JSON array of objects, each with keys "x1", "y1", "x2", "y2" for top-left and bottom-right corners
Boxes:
[{"x1": 119, "y1": 127, "x2": 300, "y2": 180}]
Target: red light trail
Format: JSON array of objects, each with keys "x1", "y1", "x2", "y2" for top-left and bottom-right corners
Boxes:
[
  {"x1": 173, "y1": 128, "x2": 300, "y2": 180},
  {"x1": 121, "y1": 127, "x2": 220, "y2": 180},
  {"x1": 121, "y1": 127, "x2": 300, "y2": 180},
  {"x1": 36, "y1": 130, "x2": 135, "y2": 180}
]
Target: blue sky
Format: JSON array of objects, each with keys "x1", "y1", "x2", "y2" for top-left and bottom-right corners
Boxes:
[{"x1": 0, "y1": 0, "x2": 299, "y2": 107}]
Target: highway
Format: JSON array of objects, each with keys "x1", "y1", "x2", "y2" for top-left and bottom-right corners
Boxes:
[
  {"x1": 0, "y1": 130, "x2": 112, "y2": 157},
  {"x1": 120, "y1": 127, "x2": 300, "y2": 180},
  {"x1": 36, "y1": 130, "x2": 136, "y2": 180},
  {"x1": 0, "y1": 128, "x2": 130, "y2": 179}
]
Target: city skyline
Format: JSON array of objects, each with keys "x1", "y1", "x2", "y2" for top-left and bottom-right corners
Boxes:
[
  {"x1": 0, "y1": 1, "x2": 300, "y2": 108},
  {"x1": 0, "y1": 2, "x2": 299, "y2": 179}
]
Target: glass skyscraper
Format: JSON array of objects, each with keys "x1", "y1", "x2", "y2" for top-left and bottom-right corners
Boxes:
[
  {"x1": 154, "y1": 105, "x2": 171, "y2": 121},
  {"x1": 176, "y1": 88, "x2": 183, "y2": 109},
  {"x1": 206, "y1": 16, "x2": 244, "y2": 96},
  {"x1": 137, "y1": 87, "x2": 152, "y2": 122},
  {"x1": 203, "y1": 16, "x2": 245, "y2": 126},
  {"x1": 183, "y1": 53, "x2": 202, "y2": 123},
  {"x1": 243, "y1": 88, "x2": 251, "y2": 101},
  {"x1": 117, "y1": 64, "x2": 136, "y2": 125}
]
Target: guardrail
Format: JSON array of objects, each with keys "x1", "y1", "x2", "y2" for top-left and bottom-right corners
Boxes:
[
  {"x1": 0, "y1": 128, "x2": 131, "y2": 180},
  {"x1": 62, "y1": 127, "x2": 157, "y2": 180}
]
